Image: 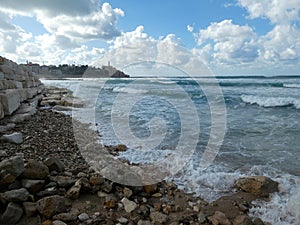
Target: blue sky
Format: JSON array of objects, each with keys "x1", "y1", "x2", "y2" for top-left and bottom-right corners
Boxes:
[{"x1": 0, "y1": 0, "x2": 300, "y2": 75}]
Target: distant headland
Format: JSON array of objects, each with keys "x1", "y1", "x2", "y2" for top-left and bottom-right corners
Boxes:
[{"x1": 24, "y1": 61, "x2": 130, "y2": 79}]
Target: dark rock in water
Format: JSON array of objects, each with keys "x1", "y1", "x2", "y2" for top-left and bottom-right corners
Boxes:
[
  {"x1": 115, "y1": 144, "x2": 127, "y2": 152},
  {"x1": 1, "y1": 188, "x2": 29, "y2": 202},
  {"x1": 23, "y1": 160, "x2": 49, "y2": 179},
  {"x1": 235, "y1": 176, "x2": 279, "y2": 197},
  {"x1": 44, "y1": 157, "x2": 65, "y2": 172},
  {"x1": 36, "y1": 195, "x2": 68, "y2": 218},
  {"x1": 1, "y1": 132, "x2": 23, "y2": 144},
  {"x1": 0, "y1": 156, "x2": 24, "y2": 177},
  {"x1": 0, "y1": 202, "x2": 23, "y2": 224}
]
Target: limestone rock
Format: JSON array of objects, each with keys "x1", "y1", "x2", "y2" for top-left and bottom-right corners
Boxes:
[
  {"x1": 208, "y1": 211, "x2": 231, "y2": 225},
  {"x1": 0, "y1": 89, "x2": 21, "y2": 115},
  {"x1": 235, "y1": 176, "x2": 279, "y2": 197},
  {"x1": 1, "y1": 188, "x2": 29, "y2": 202},
  {"x1": 23, "y1": 160, "x2": 49, "y2": 179},
  {"x1": 1, "y1": 132, "x2": 23, "y2": 144},
  {"x1": 121, "y1": 197, "x2": 137, "y2": 213},
  {"x1": 116, "y1": 144, "x2": 127, "y2": 152},
  {"x1": 44, "y1": 157, "x2": 65, "y2": 172},
  {"x1": 36, "y1": 195, "x2": 68, "y2": 218},
  {"x1": 0, "y1": 156, "x2": 24, "y2": 177},
  {"x1": 0, "y1": 202, "x2": 23, "y2": 224},
  {"x1": 0, "y1": 123, "x2": 15, "y2": 133}
]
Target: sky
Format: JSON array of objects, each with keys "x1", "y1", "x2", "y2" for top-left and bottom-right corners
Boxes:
[{"x1": 0, "y1": 0, "x2": 300, "y2": 75}]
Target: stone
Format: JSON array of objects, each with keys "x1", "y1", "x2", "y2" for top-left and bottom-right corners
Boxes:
[
  {"x1": 21, "y1": 179, "x2": 45, "y2": 193},
  {"x1": 97, "y1": 191, "x2": 108, "y2": 198},
  {"x1": 23, "y1": 160, "x2": 49, "y2": 179},
  {"x1": 0, "y1": 156, "x2": 24, "y2": 177},
  {"x1": 1, "y1": 188, "x2": 29, "y2": 202},
  {"x1": 235, "y1": 176, "x2": 279, "y2": 197},
  {"x1": 78, "y1": 213, "x2": 89, "y2": 222},
  {"x1": 52, "y1": 221, "x2": 67, "y2": 225},
  {"x1": 137, "y1": 220, "x2": 154, "y2": 225},
  {"x1": 143, "y1": 184, "x2": 158, "y2": 194},
  {"x1": 66, "y1": 184, "x2": 81, "y2": 200},
  {"x1": 0, "y1": 89, "x2": 21, "y2": 115},
  {"x1": 116, "y1": 144, "x2": 127, "y2": 152},
  {"x1": 105, "y1": 195, "x2": 117, "y2": 209},
  {"x1": 44, "y1": 157, "x2": 65, "y2": 172},
  {"x1": 0, "y1": 103, "x2": 3, "y2": 119},
  {"x1": 0, "y1": 123, "x2": 15, "y2": 133},
  {"x1": 1, "y1": 132, "x2": 23, "y2": 144},
  {"x1": 89, "y1": 176, "x2": 104, "y2": 186},
  {"x1": 53, "y1": 212, "x2": 77, "y2": 222},
  {"x1": 121, "y1": 197, "x2": 138, "y2": 213},
  {"x1": 233, "y1": 215, "x2": 253, "y2": 225},
  {"x1": 23, "y1": 202, "x2": 37, "y2": 217},
  {"x1": 50, "y1": 175, "x2": 76, "y2": 188},
  {"x1": 61, "y1": 96, "x2": 84, "y2": 107},
  {"x1": 150, "y1": 212, "x2": 168, "y2": 224},
  {"x1": 252, "y1": 218, "x2": 265, "y2": 225},
  {"x1": 0, "y1": 202, "x2": 23, "y2": 224},
  {"x1": 36, "y1": 195, "x2": 68, "y2": 218},
  {"x1": 118, "y1": 217, "x2": 129, "y2": 223},
  {"x1": 123, "y1": 187, "x2": 133, "y2": 198},
  {"x1": 208, "y1": 211, "x2": 231, "y2": 225},
  {"x1": 10, "y1": 113, "x2": 32, "y2": 123}
]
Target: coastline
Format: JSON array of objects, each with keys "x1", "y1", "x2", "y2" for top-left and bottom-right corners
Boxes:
[{"x1": 0, "y1": 88, "x2": 278, "y2": 225}]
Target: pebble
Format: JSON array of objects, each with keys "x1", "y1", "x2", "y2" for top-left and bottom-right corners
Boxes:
[{"x1": 78, "y1": 212, "x2": 90, "y2": 222}]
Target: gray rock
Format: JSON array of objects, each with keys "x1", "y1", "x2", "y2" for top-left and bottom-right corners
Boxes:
[
  {"x1": 0, "y1": 156, "x2": 25, "y2": 177},
  {"x1": 36, "y1": 195, "x2": 68, "y2": 218},
  {"x1": 1, "y1": 132, "x2": 23, "y2": 144},
  {"x1": 44, "y1": 157, "x2": 65, "y2": 172},
  {"x1": 208, "y1": 211, "x2": 231, "y2": 225},
  {"x1": 0, "y1": 89, "x2": 21, "y2": 115},
  {"x1": 137, "y1": 220, "x2": 154, "y2": 225},
  {"x1": 21, "y1": 179, "x2": 45, "y2": 193},
  {"x1": 50, "y1": 175, "x2": 76, "y2": 188},
  {"x1": 150, "y1": 212, "x2": 168, "y2": 224},
  {"x1": 123, "y1": 187, "x2": 133, "y2": 198},
  {"x1": 0, "y1": 123, "x2": 15, "y2": 133},
  {"x1": 1, "y1": 188, "x2": 29, "y2": 202},
  {"x1": 233, "y1": 215, "x2": 253, "y2": 225},
  {"x1": 66, "y1": 184, "x2": 81, "y2": 200},
  {"x1": 23, "y1": 202, "x2": 37, "y2": 217},
  {"x1": 121, "y1": 197, "x2": 137, "y2": 213},
  {"x1": 0, "y1": 202, "x2": 23, "y2": 224},
  {"x1": 23, "y1": 160, "x2": 49, "y2": 179},
  {"x1": 78, "y1": 213, "x2": 89, "y2": 222},
  {"x1": 53, "y1": 212, "x2": 77, "y2": 222},
  {"x1": 52, "y1": 221, "x2": 67, "y2": 225}
]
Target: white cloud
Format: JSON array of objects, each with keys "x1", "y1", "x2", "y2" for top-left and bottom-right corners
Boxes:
[
  {"x1": 238, "y1": 0, "x2": 300, "y2": 24},
  {"x1": 187, "y1": 25, "x2": 194, "y2": 32}
]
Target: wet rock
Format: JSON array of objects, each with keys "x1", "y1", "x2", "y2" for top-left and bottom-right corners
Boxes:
[
  {"x1": 1, "y1": 188, "x2": 29, "y2": 202},
  {"x1": 21, "y1": 179, "x2": 45, "y2": 193},
  {"x1": 252, "y1": 218, "x2": 265, "y2": 225},
  {"x1": 23, "y1": 160, "x2": 49, "y2": 179},
  {"x1": 1, "y1": 132, "x2": 23, "y2": 144},
  {"x1": 44, "y1": 157, "x2": 65, "y2": 172},
  {"x1": 78, "y1": 212, "x2": 89, "y2": 222},
  {"x1": 208, "y1": 211, "x2": 231, "y2": 225},
  {"x1": 53, "y1": 212, "x2": 77, "y2": 222},
  {"x1": 236, "y1": 176, "x2": 279, "y2": 197},
  {"x1": 121, "y1": 197, "x2": 138, "y2": 213},
  {"x1": 0, "y1": 202, "x2": 23, "y2": 224},
  {"x1": 23, "y1": 202, "x2": 37, "y2": 217},
  {"x1": 116, "y1": 144, "x2": 127, "y2": 152},
  {"x1": 233, "y1": 215, "x2": 253, "y2": 225},
  {"x1": 150, "y1": 212, "x2": 168, "y2": 224},
  {"x1": 36, "y1": 195, "x2": 68, "y2": 218},
  {"x1": 0, "y1": 156, "x2": 24, "y2": 177}
]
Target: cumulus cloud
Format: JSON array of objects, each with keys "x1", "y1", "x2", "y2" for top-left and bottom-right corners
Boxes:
[{"x1": 238, "y1": 0, "x2": 300, "y2": 24}]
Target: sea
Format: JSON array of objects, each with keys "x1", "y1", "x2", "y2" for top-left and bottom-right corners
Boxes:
[{"x1": 42, "y1": 75, "x2": 300, "y2": 225}]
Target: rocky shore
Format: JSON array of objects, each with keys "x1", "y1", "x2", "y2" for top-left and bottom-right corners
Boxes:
[{"x1": 0, "y1": 91, "x2": 279, "y2": 225}]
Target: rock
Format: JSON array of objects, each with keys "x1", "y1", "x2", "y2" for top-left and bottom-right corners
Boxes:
[
  {"x1": 252, "y1": 218, "x2": 265, "y2": 225},
  {"x1": 105, "y1": 195, "x2": 117, "y2": 209},
  {"x1": 23, "y1": 202, "x2": 37, "y2": 217},
  {"x1": 89, "y1": 176, "x2": 104, "y2": 186},
  {"x1": 235, "y1": 176, "x2": 279, "y2": 197},
  {"x1": 52, "y1": 220, "x2": 67, "y2": 225},
  {"x1": 233, "y1": 215, "x2": 253, "y2": 225},
  {"x1": 121, "y1": 197, "x2": 138, "y2": 213},
  {"x1": 50, "y1": 175, "x2": 76, "y2": 188},
  {"x1": 17, "y1": 216, "x2": 42, "y2": 225},
  {"x1": 66, "y1": 183, "x2": 81, "y2": 200},
  {"x1": 0, "y1": 150, "x2": 7, "y2": 157},
  {"x1": 150, "y1": 212, "x2": 168, "y2": 224},
  {"x1": 116, "y1": 144, "x2": 127, "y2": 152},
  {"x1": 23, "y1": 160, "x2": 49, "y2": 179},
  {"x1": 78, "y1": 213, "x2": 89, "y2": 222},
  {"x1": 97, "y1": 191, "x2": 108, "y2": 198},
  {"x1": 0, "y1": 202, "x2": 23, "y2": 224},
  {"x1": 36, "y1": 195, "x2": 68, "y2": 218},
  {"x1": 118, "y1": 217, "x2": 129, "y2": 223},
  {"x1": 0, "y1": 173, "x2": 16, "y2": 187},
  {"x1": 0, "y1": 89, "x2": 21, "y2": 115},
  {"x1": 21, "y1": 179, "x2": 45, "y2": 193},
  {"x1": 137, "y1": 220, "x2": 154, "y2": 225},
  {"x1": 52, "y1": 105, "x2": 72, "y2": 111},
  {"x1": 152, "y1": 193, "x2": 162, "y2": 198},
  {"x1": 1, "y1": 188, "x2": 29, "y2": 202},
  {"x1": 44, "y1": 157, "x2": 65, "y2": 172},
  {"x1": 143, "y1": 184, "x2": 158, "y2": 194},
  {"x1": 0, "y1": 156, "x2": 24, "y2": 177},
  {"x1": 208, "y1": 211, "x2": 231, "y2": 225},
  {"x1": 0, "y1": 123, "x2": 15, "y2": 133},
  {"x1": 123, "y1": 187, "x2": 133, "y2": 198},
  {"x1": 53, "y1": 212, "x2": 77, "y2": 222},
  {"x1": 1, "y1": 132, "x2": 23, "y2": 144}
]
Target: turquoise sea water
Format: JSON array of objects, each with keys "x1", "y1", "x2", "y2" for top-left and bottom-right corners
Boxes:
[{"x1": 43, "y1": 76, "x2": 300, "y2": 225}]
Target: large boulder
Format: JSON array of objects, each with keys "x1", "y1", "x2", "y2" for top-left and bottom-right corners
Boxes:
[
  {"x1": 0, "y1": 156, "x2": 25, "y2": 177},
  {"x1": 23, "y1": 160, "x2": 49, "y2": 179},
  {"x1": 0, "y1": 202, "x2": 23, "y2": 224},
  {"x1": 0, "y1": 89, "x2": 21, "y2": 115},
  {"x1": 36, "y1": 195, "x2": 68, "y2": 218},
  {"x1": 235, "y1": 176, "x2": 279, "y2": 197}
]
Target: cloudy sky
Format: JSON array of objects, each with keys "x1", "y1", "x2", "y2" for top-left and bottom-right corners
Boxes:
[{"x1": 0, "y1": 0, "x2": 299, "y2": 75}]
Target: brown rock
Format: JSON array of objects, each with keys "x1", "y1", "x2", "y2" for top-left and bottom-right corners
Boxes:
[
  {"x1": 150, "y1": 212, "x2": 168, "y2": 224},
  {"x1": 36, "y1": 195, "x2": 68, "y2": 218},
  {"x1": 208, "y1": 211, "x2": 231, "y2": 225},
  {"x1": 23, "y1": 202, "x2": 37, "y2": 217},
  {"x1": 233, "y1": 215, "x2": 253, "y2": 225},
  {"x1": 235, "y1": 176, "x2": 279, "y2": 197},
  {"x1": 116, "y1": 144, "x2": 127, "y2": 152},
  {"x1": 143, "y1": 184, "x2": 158, "y2": 194},
  {"x1": 23, "y1": 160, "x2": 49, "y2": 179}
]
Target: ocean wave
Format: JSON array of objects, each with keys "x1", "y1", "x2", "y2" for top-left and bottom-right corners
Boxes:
[
  {"x1": 241, "y1": 95, "x2": 300, "y2": 109},
  {"x1": 283, "y1": 83, "x2": 300, "y2": 89},
  {"x1": 112, "y1": 86, "x2": 148, "y2": 94}
]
